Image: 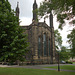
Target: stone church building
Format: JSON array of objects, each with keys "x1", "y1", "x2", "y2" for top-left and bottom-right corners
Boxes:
[{"x1": 16, "y1": 0, "x2": 56, "y2": 64}]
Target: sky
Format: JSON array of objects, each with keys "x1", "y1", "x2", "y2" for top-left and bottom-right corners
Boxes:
[{"x1": 8, "y1": 0, "x2": 72, "y2": 48}]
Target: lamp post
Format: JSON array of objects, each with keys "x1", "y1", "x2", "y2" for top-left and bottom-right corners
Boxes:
[
  {"x1": 57, "y1": 49, "x2": 60, "y2": 72},
  {"x1": 58, "y1": 51, "x2": 60, "y2": 71}
]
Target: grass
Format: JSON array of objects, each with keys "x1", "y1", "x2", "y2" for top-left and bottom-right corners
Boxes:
[
  {"x1": 45, "y1": 65, "x2": 75, "y2": 70},
  {"x1": 0, "y1": 67, "x2": 75, "y2": 75},
  {"x1": 73, "y1": 62, "x2": 75, "y2": 64}
]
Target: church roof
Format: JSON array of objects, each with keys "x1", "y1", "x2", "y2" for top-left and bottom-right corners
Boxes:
[{"x1": 21, "y1": 22, "x2": 51, "y2": 31}]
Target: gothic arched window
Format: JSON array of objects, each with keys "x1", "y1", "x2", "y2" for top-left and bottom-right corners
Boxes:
[
  {"x1": 38, "y1": 37, "x2": 41, "y2": 57},
  {"x1": 43, "y1": 34, "x2": 47, "y2": 56},
  {"x1": 48, "y1": 39, "x2": 50, "y2": 56}
]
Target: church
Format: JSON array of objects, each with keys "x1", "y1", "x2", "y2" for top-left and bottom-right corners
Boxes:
[{"x1": 16, "y1": 0, "x2": 56, "y2": 64}]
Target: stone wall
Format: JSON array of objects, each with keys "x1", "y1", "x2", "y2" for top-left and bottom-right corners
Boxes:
[{"x1": 22, "y1": 22, "x2": 56, "y2": 64}]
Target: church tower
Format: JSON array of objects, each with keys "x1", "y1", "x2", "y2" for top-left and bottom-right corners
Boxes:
[
  {"x1": 21, "y1": 0, "x2": 56, "y2": 64},
  {"x1": 16, "y1": 2, "x2": 20, "y2": 18},
  {"x1": 49, "y1": 12, "x2": 56, "y2": 64},
  {"x1": 33, "y1": 0, "x2": 38, "y2": 21}
]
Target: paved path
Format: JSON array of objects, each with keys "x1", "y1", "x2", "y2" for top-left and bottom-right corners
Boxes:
[{"x1": 0, "y1": 64, "x2": 75, "y2": 72}]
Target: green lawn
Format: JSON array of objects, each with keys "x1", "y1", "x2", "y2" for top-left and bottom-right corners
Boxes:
[
  {"x1": 0, "y1": 67, "x2": 75, "y2": 75},
  {"x1": 45, "y1": 65, "x2": 75, "y2": 70},
  {"x1": 73, "y1": 62, "x2": 75, "y2": 64}
]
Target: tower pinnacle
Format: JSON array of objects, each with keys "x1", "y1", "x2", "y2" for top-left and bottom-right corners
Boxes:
[
  {"x1": 34, "y1": 0, "x2": 36, "y2": 3},
  {"x1": 33, "y1": 0, "x2": 38, "y2": 22},
  {"x1": 49, "y1": 11, "x2": 53, "y2": 28},
  {"x1": 16, "y1": 2, "x2": 20, "y2": 18}
]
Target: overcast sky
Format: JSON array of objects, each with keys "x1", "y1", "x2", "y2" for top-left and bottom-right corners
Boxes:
[
  {"x1": 8, "y1": 0, "x2": 44, "y2": 25},
  {"x1": 8, "y1": 0, "x2": 72, "y2": 48}
]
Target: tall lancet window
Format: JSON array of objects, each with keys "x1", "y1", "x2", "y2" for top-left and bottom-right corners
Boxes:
[
  {"x1": 48, "y1": 39, "x2": 50, "y2": 56},
  {"x1": 38, "y1": 37, "x2": 41, "y2": 57},
  {"x1": 43, "y1": 34, "x2": 47, "y2": 56}
]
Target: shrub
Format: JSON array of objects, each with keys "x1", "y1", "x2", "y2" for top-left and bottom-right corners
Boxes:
[{"x1": 66, "y1": 61, "x2": 73, "y2": 64}]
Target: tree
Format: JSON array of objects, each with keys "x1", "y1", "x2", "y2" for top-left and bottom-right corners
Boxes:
[
  {"x1": 59, "y1": 46, "x2": 70, "y2": 61},
  {"x1": 38, "y1": 0, "x2": 75, "y2": 61},
  {"x1": 67, "y1": 28, "x2": 75, "y2": 58},
  {"x1": 54, "y1": 29, "x2": 62, "y2": 50},
  {"x1": 38, "y1": 0, "x2": 75, "y2": 29},
  {"x1": 0, "y1": 0, "x2": 29, "y2": 63}
]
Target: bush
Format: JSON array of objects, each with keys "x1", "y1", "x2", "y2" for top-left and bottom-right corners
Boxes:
[{"x1": 66, "y1": 61, "x2": 73, "y2": 64}]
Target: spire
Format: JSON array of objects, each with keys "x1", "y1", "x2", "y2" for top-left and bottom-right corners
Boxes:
[
  {"x1": 49, "y1": 11, "x2": 53, "y2": 28},
  {"x1": 34, "y1": 0, "x2": 36, "y2": 3},
  {"x1": 16, "y1": 2, "x2": 20, "y2": 18},
  {"x1": 49, "y1": 11, "x2": 54, "y2": 64},
  {"x1": 33, "y1": 0, "x2": 38, "y2": 22}
]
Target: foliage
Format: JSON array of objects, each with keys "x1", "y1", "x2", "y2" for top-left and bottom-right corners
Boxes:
[
  {"x1": 66, "y1": 61, "x2": 73, "y2": 64},
  {"x1": 54, "y1": 29, "x2": 62, "y2": 50},
  {"x1": 38, "y1": 0, "x2": 75, "y2": 29},
  {"x1": 38, "y1": 0, "x2": 75, "y2": 61},
  {"x1": 0, "y1": 0, "x2": 29, "y2": 63},
  {"x1": 67, "y1": 28, "x2": 75, "y2": 58},
  {"x1": 54, "y1": 30, "x2": 70, "y2": 61},
  {"x1": 59, "y1": 46, "x2": 70, "y2": 61}
]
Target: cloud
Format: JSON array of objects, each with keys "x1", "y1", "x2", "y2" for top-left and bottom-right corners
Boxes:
[
  {"x1": 8, "y1": 0, "x2": 44, "y2": 18},
  {"x1": 20, "y1": 17, "x2": 32, "y2": 25},
  {"x1": 8, "y1": 0, "x2": 44, "y2": 25},
  {"x1": 8, "y1": 0, "x2": 34, "y2": 18}
]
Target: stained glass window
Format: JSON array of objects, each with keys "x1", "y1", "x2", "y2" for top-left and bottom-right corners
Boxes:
[
  {"x1": 43, "y1": 34, "x2": 47, "y2": 56},
  {"x1": 38, "y1": 37, "x2": 41, "y2": 57},
  {"x1": 48, "y1": 39, "x2": 50, "y2": 56}
]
